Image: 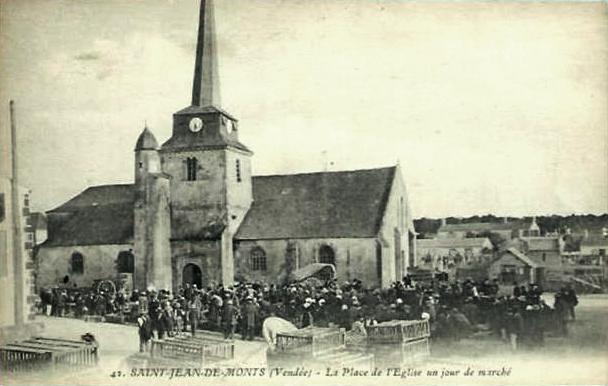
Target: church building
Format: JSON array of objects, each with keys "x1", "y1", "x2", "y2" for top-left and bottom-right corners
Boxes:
[{"x1": 36, "y1": 0, "x2": 416, "y2": 291}]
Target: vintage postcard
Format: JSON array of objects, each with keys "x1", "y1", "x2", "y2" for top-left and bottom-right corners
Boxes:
[{"x1": 0, "y1": 0, "x2": 606, "y2": 385}]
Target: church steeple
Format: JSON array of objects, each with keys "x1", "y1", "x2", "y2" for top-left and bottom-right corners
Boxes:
[{"x1": 191, "y1": 0, "x2": 220, "y2": 107}]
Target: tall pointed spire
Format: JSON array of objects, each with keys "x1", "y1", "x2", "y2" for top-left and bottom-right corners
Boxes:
[{"x1": 191, "y1": 0, "x2": 221, "y2": 107}]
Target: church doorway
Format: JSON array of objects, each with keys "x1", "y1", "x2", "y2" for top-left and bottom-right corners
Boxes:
[{"x1": 182, "y1": 264, "x2": 202, "y2": 288}]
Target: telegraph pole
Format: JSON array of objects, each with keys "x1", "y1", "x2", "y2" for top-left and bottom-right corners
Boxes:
[{"x1": 10, "y1": 100, "x2": 25, "y2": 326}]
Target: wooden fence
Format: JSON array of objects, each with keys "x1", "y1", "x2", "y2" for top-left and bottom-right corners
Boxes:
[
  {"x1": 150, "y1": 336, "x2": 234, "y2": 366},
  {"x1": 275, "y1": 327, "x2": 345, "y2": 357},
  {"x1": 0, "y1": 337, "x2": 98, "y2": 372},
  {"x1": 367, "y1": 320, "x2": 430, "y2": 344}
]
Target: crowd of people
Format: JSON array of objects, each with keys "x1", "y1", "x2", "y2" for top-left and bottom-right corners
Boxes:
[{"x1": 38, "y1": 276, "x2": 578, "y2": 353}]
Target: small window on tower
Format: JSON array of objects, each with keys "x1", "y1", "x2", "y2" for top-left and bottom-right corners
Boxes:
[
  {"x1": 236, "y1": 159, "x2": 242, "y2": 183},
  {"x1": 186, "y1": 157, "x2": 198, "y2": 181}
]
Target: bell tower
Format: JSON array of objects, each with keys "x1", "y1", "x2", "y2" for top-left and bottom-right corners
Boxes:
[{"x1": 160, "y1": 0, "x2": 252, "y2": 286}]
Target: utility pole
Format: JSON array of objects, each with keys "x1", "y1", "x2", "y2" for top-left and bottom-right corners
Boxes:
[{"x1": 10, "y1": 100, "x2": 25, "y2": 326}]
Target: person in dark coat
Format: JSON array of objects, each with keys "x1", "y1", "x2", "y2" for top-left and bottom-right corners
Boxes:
[
  {"x1": 564, "y1": 284, "x2": 578, "y2": 321},
  {"x1": 241, "y1": 297, "x2": 259, "y2": 340},
  {"x1": 188, "y1": 294, "x2": 202, "y2": 336},
  {"x1": 300, "y1": 302, "x2": 314, "y2": 328},
  {"x1": 553, "y1": 292, "x2": 569, "y2": 337},
  {"x1": 513, "y1": 283, "x2": 521, "y2": 298},
  {"x1": 222, "y1": 300, "x2": 238, "y2": 339},
  {"x1": 137, "y1": 313, "x2": 153, "y2": 352}
]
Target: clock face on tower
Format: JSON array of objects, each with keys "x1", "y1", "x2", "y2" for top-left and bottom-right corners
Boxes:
[{"x1": 189, "y1": 117, "x2": 203, "y2": 133}]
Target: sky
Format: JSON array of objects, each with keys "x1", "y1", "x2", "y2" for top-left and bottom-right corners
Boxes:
[{"x1": 0, "y1": 0, "x2": 606, "y2": 218}]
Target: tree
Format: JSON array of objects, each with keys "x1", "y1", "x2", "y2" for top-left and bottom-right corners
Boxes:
[{"x1": 478, "y1": 231, "x2": 507, "y2": 252}]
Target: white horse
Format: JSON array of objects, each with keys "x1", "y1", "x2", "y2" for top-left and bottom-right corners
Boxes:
[{"x1": 262, "y1": 317, "x2": 298, "y2": 350}]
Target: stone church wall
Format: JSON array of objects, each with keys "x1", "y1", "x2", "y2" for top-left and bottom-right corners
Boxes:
[
  {"x1": 171, "y1": 240, "x2": 223, "y2": 290},
  {"x1": 36, "y1": 244, "x2": 132, "y2": 289},
  {"x1": 161, "y1": 150, "x2": 227, "y2": 240},
  {"x1": 234, "y1": 238, "x2": 380, "y2": 286},
  {"x1": 376, "y1": 166, "x2": 413, "y2": 287},
  {"x1": 224, "y1": 150, "x2": 253, "y2": 235}
]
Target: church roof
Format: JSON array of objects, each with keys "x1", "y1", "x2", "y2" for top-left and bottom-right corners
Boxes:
[
  {"x1": 191, "y1": 0, "x2": 220, "y2": 108},
  {"x1": 235, "y1": 166, "x2": 397, "y2": 240},
  {"x1": 135, "y1": 127, "x2": 159, "y2": 151},
  {"x1": 43, "y1": 184, "x2": 134, "y2": 247},
  {"x1": 43, "y1": 202, "x2": 134, "y2": 247},
  {"x1": 48, "y1": 184, "x2": 134, "y2": 213}
]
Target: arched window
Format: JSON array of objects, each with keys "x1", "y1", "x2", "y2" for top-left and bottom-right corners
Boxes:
[
  {"x1": 117, "y1": 250, "x2": 135, "y2": 273},
  {"x1": 186, "y1": 157, "x2": 198, "y2": 181},
  {"x1": 319, "y1": 245, "x2": 335, "y2": 266},
  {"x1": 71, "y1": 252, "x2": 84, "y2": 274},
  {"x1": 250, "y1": 247, "x2": 267, "y2": 271},
  {"x1": 236, "y1": 159, "x2": 242, "y2": 183}
]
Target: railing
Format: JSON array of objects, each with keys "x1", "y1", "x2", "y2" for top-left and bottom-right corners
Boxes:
[
  {"x1": 275, "y1": 327, "x2": 345, "y2": 357},
  {"x1": 367, "y1": 320, "x2": 430, "y2": 344},
  {"x1": 150, "y1": 337, "x2": 234, "y2": 366},
  {"x1": 401, "y1": 338, "x2": 429, "y2": 362},
  {"x1": 311, "y1": 329, "x2": 345, "y2": 356},
  {"x1": 0, "y1": 337, "x2": 98, "y2": 372},
  {"x1": 0, "y1": 346, "x2": 52, "y2": 372}
]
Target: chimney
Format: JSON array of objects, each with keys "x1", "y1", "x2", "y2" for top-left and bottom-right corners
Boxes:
[
  {"x1": 584, "y1": 229, "x2": 589, "y2": 240},
  {"x1": 503, "y1": 217, "x2": 508, "y2": 224},
  {"x1": 441, "y1": 218, "x2": 446, "y2": 227}
]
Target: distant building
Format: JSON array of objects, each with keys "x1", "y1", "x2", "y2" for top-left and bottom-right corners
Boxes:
[
  {"x1": 488, "y1": 247, "x2": 543, "y2": 285},
  {"x1": 436, "y1": 217, "x2": 543, "y2": 241},
  {"x1": 580, "y1": 232, "x2": 608, "y2": 259},
  {"x1": 515, "y1": 235, "x2": 564, "y2": 267},
  {"x1": 416, "y1": 237, "x2": 493, "y2": 274}
]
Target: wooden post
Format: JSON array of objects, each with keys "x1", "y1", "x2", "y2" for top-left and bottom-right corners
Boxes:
[{"x1": 10, "y1": 100, "x2": 25, "y2": 327}]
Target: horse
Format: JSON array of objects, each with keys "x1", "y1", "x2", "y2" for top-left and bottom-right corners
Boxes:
[{"x1": 261, "y1": 316, "x2": 298, "y2": 349}]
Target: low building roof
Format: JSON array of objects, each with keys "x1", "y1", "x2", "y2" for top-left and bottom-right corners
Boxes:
[
  {"x1": 417, "y1": 237, "x2": 492, "y2": 249},
  {"x1": 235, "y1": 166, "x2": 396, "y2": 240},
  {"x1": 498, "y1": 247, "x2": 542, "y2": 268}
]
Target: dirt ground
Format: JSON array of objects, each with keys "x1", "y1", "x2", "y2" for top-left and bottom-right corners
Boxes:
[{"x1": 4, "y1": 294, "x2": 607, "y2": 386}]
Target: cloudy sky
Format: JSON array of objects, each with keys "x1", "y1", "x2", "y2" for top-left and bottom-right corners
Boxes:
[{"x1": 1, "y1": 0, "x2": 606, "y2": 218}]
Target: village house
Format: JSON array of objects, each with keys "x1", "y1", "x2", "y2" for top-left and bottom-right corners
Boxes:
[
  {"x1": 416, "y1": 237, "x2": 493, "y2": 275},
  {"x1": 488, "y1": 247, "x2": 544, "y2": 285},
  {"x1": 579, "y1": 231, "x2": 608, "y2": 260},
  {"x1": 436, "y1": 217, "x2": 545, "y2": 241}
]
